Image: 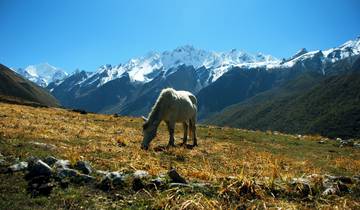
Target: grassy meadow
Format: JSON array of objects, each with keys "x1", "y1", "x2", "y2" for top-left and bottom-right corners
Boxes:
[{"x1": 0, "y1": 102, "x2": 359, "y2": 209}]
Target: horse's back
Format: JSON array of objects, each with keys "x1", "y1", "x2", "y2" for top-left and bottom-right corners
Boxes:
[{"x1": 160, "y1": 89, "x2": 197, "y2": 122}]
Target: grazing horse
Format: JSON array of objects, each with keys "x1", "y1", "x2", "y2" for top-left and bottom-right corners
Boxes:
[{"x1": 141, "y1": 88, "x2": 198, "y2": 150}]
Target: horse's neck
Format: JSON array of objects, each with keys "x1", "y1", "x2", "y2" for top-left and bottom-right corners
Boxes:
[{"x1": 148, "y1": 102, "x2": 162, "y2": 125}]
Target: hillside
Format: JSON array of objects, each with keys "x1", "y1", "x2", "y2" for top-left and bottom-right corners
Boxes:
[
  {"x1": 0, "y1": 103, "x2": 359, "y2": 209},
  {"x1": 205, "y1": 67, "x2": 360, "y2": 138},
  {"x1": 0, "y1": 64, "x2": 60, "y2": 107}
]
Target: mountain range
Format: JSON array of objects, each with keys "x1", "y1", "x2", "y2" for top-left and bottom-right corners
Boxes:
[
  {"x1": 10, "y1": 36, "x2": 360, "y2": 137},
  {"x1": 13, "y1": 63, "x2": 68, "y2": 87},
  {"x1": 0, "y1": 64, "x2": 60, "y2": 107}
]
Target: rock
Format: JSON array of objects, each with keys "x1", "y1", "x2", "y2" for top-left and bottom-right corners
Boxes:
[
  {"x1": 132, "y1": 170, "x2": 150, "y2": 191},
  {"x1": 133, "y1": 170, "x2": 149, "y2": 179},
  {"x1": 290, "y1": 177, "x2": 311, "y2": 196},
  {"x1": 333, "y1": 176, "x2": 353, "y2": 184},
  {"x1": 98, "y1": 176, "x2": 112, "y2": 191},
  {"x1": 74, "y1": 174, "x2": 96, "y2": 184},
  {"x1": 98, "y1": 172, "x2": 124, "y2": 191},
  {"x1": 9, "y1": 161, "x2": 28, "y2": 172},
  {"x1": 318, "y1": 140, "x2": 325, "y2": 144},
  {"x1": 322, "y1": 183, "x2": 349, "y2": 196},
  {"x1": 95, "y1": 170, "x2": 109, "y2": 176},
  {"x1": 133, "y1": 178, "x2": 145, "y2": 191},
  {"x1": 57, "y1": 168, "x2": 78, "y2": 179},
  {"x1": 43, "y1": 156, "x2": 58, "y2": 167},
  {"x1": 340, "y1": 139, "x2": 354, "y2": 147},
  {"x1": 322, "y1": 186, "x2": 338, "y2": 196},
  {"x1": 26, "y1": 160, "x2": 53, "y2": 180},
  {"x1": 150, "y1": 176, "x2": 167, "y2": 188},
  {"x1": 53, "y1": 159, "x2": 71, "y2": 169},
  {"x1": 74, "y1": 161, "x2": 92, "y2": 175},
  {"x1": 168, "y1": 168, "x2": 187, "y2": 184},
  {"x1": 110, "y1": 172, "x2": 124, "y2": 187},
  {"x1": 336, "y1": 138, "x2": 342, "y2": 141}
]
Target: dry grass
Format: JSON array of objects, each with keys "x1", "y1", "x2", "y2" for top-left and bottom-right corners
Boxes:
[{"x1": 0, "y1": 102, "x2": 359, "y2": 209}]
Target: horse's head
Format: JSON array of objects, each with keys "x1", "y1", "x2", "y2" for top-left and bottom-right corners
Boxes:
[{"x1": 141, "y1": 117, "x2": 157, "y2": 150}]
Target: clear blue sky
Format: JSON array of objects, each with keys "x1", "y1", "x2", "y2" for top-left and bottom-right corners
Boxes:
[{"x1": 1, "y1": 0, "x2": 359, "y2": 72}]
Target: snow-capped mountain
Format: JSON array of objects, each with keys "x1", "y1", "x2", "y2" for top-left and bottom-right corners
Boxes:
[
  {"x1": 48, "y1": 36, "x2": 360, "y2": 118},
  {"x1": 280, "y1": 36, "x2": 360, "y2": 71},
  {"x1": 14, "y1": 63, "x2": 68, "y2": 87},
  {"x1": 74, "y1": 37, "x2": 360, "y2": 91},
  {"x1": 76, "y1": 45, "x2": 279, "y2": 89}
]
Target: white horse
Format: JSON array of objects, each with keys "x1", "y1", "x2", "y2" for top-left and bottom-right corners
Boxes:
[{"x1": 141, "y1": 88, "x2": 198, "y2": 150}]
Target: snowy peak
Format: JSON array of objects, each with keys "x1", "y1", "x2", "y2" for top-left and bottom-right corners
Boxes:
[
  {"x1": 280, "y1": 36, "x2": 360, "y2": 69},
  {"x1": 14, "y1": 63, "x2": 68, "y2": 87},
  {"x1": 83, "y1": 45, "x2": 279, "y2": 88},
  {"x1": 289, "y1": 48, "x2": 308, "y2": 61}
]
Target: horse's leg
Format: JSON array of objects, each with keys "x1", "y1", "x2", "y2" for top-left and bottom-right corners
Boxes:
[
  {"x1": 181, "y1": 122, "x2": 188, "y2": 146},
  {"x1": 190, "y1": 117, "x2": 198, "y2": 147},
  {"x1": 166, "y1": 121, "x2": 176, "y2": 147}
]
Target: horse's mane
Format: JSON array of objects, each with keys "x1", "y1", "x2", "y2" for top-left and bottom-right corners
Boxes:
[{"x1": 146, "y1": 88, "x2": 176, "y2": 125}]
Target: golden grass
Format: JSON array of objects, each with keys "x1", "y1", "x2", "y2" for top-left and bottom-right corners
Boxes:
[{"x1": 0, "y1": 102, "x2": 359, "y2": 209}]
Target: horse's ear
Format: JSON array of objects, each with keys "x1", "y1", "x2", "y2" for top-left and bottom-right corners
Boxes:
[{"x1": 141, "y1": 116, "x2": 148, "y2": 122}]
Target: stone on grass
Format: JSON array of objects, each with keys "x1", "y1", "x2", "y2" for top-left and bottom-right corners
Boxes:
[
  {"x1": 26, "y1": 160, "x2": 53, "y2": 180},
  {"x1": 151, "y1": 176, "x2": 167, "y2": 188},
  {"x1": 53, "y1": 159, "x2": 71, "y2": 169},
  {"x1": 133, "y1": 170, "x2": 149, "y2": 179},
  {"x1": 57, "y1": 168, "x2": 78, "y2": 179},
  {"x1": 74, "y1": 160, "x2": 92, "y2": 175},
  {"x1": 290, "y1": 177, "x2": 312, "y2": 197},
  {"x1": 99, "y1": 172, "x2": 124, "y2": 191},
  {"x1": 9, "y1": 161, "x2": 28, "y2": 172},
  {"x1": 168, "y1": 168, "x2": 187, "y2": 184},
  {"x1": 95, "y1": 170, "x2": 109, "y2": 176},
  {"x1": 74, "y1": 174, "x2": 96, "y2": 184},
  {"x1": 43, "y1": 156, "x2": 58, "y2": 167},
  {"x1": 322, "y1": 186, "x2": 338, "y2": 196},
  {"x1": 132, "y1": 170, "x2": 150, "y2": 191}
]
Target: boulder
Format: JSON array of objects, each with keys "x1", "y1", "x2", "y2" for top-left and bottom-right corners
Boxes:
[
  {"x1": 57, "y1": 168, "x2": 78, "y2": 179},
  {"x1": 73, "y1": 174, "x2": 96, "y2": 184},
  {"x1": 74, "y1": 161, "x2": 92, "y2": 175},
  {"x1": 289, "y1": 177, "x2": 312, "y2": 197},
  {"x1": 26, "y1": 160, "x2": 53, "y2": 180},
  {"x1": 9, "y1": 161, "x2": 28, "y2": 172},
  {"x1": 43, "y1": 156, "x2": 58, "y2": 167},
  {"x1": 133, "y1": 170, "x2": 149, "y2": 179},
  {"x1": 168, "y1": 169, "x2": 187, "y2": 184},
  {"x1": 98, "y1": 172, "x2": 124, "y2": 191},
  {"x1": 53, "y1": 159, "x2": 71, "y2": 169},
  {"x1": 132, "y1": 170, "x2": 150, "y2": 191}
]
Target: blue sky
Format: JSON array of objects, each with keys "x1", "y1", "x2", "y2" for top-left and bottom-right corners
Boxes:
[{"x1": 1, "y1": 0, "x2": 359, "y2": 72}]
